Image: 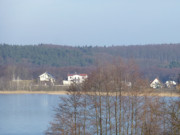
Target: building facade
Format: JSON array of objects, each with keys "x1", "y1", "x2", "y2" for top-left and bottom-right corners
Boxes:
[
  {"x1": 63, "y1": 73, "x2": 88, "y2": 85},
  {"x1": 39, "y1": 72, "x2": 55, "y2": 85},
  {"x1": 150, "y1": 78, "x2": 163, "y2": 89}
]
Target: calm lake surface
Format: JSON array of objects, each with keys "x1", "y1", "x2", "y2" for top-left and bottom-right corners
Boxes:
[
  {"x1": 0, "y1": 94, "x2": 178, "y2": 135},
  {"x1": 0, "y1": 94, "x2": 61, "y2": 135}
]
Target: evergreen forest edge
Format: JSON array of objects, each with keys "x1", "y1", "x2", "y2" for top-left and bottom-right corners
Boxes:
[{"x1": 1, "y1": 43, "x2": 180, "y2": 83}]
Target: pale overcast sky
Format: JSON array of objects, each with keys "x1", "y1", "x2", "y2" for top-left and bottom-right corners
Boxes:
[{"x1": 0, "y1": 0, "x2": 180, "y2": 46}]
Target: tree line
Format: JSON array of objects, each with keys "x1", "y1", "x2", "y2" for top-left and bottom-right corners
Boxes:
[
  {"x1": 46, "y1": 59, "x2": 180, "y2": 135},
  {"x1": 1, "y1": 43, "x2": 180, "y2": 81},
  {"x1": 1, "y1": 43, "x2": 180, "y2": 68},
  {"x1": 0, "y1": 44, "x2": 93, "y2": 67}
]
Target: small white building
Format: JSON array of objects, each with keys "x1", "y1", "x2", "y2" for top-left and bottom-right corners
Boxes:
[
  {"x1": 150, "y1": 78, "x2": 163, "y2": 89},
  {"x1": 39, "y1": 72, "x2": 55, "y2": 85},
  {"x1": 63, "y1": 73, "x2": 88, "y2": 85},
  {"x1": 165, "y1": 81, "x2": 176, "y2": 88}
]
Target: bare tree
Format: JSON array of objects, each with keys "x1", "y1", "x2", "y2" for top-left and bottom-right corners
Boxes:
[
  {"x1": 46, "y1": 58, "x2": 179, "y2": 135},
  {"x1": 46, "y1": 84, "x2": 83, "y2": 135}
]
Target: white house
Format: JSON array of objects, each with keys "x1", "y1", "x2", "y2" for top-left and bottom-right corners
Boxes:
[
  {"x1": 150, "y1": 78, "x2": 163, "y2": 89},
  {"x1": 63, "y1": 73, "x2": 88, "y2": 85},
  {"x1": 165, "y1": 81, "x2": 176, "y2": 88},
  {"x1": 39, "y1": 72, "x2": 55, "y2": 85}
]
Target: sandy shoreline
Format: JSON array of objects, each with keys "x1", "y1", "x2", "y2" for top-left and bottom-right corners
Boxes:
[
  {"x1": 0, "y1": 90, "x2": 179, "y2": 97},
  {"x1": 0, "y1": 90, "x2": 68, "y2": 95}
]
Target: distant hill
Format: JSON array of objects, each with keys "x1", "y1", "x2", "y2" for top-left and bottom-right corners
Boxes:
[
  {"x1": 1, "y1": 43, "x2": 180, "y2": 81},
  {"x1": 0, "y1": 44, "x2": 94, "y2": 67},
  {"x1": 1, "y1": 43, "x2": 180, "y2": 67}
]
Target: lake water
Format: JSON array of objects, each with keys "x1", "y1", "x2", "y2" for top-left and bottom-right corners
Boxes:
[
  {"x1": 0, "y1": 94, "x2": 61, "y2": 135},
  {"x1": 0, "y1": 94, "x2": 179, "y2": 135}
]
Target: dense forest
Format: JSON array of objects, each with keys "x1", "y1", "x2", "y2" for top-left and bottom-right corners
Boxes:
[
  {"x1": 0, "y1": 43, "x2": 180, "y2": 82},
  {"x1": 1, "y1": 43, "x2": 180, "y2": 68}
]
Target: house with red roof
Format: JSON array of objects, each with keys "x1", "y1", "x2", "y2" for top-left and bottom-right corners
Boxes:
[{"x1": 63, "y1": 73, "x2": 88, "y2": 85}]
